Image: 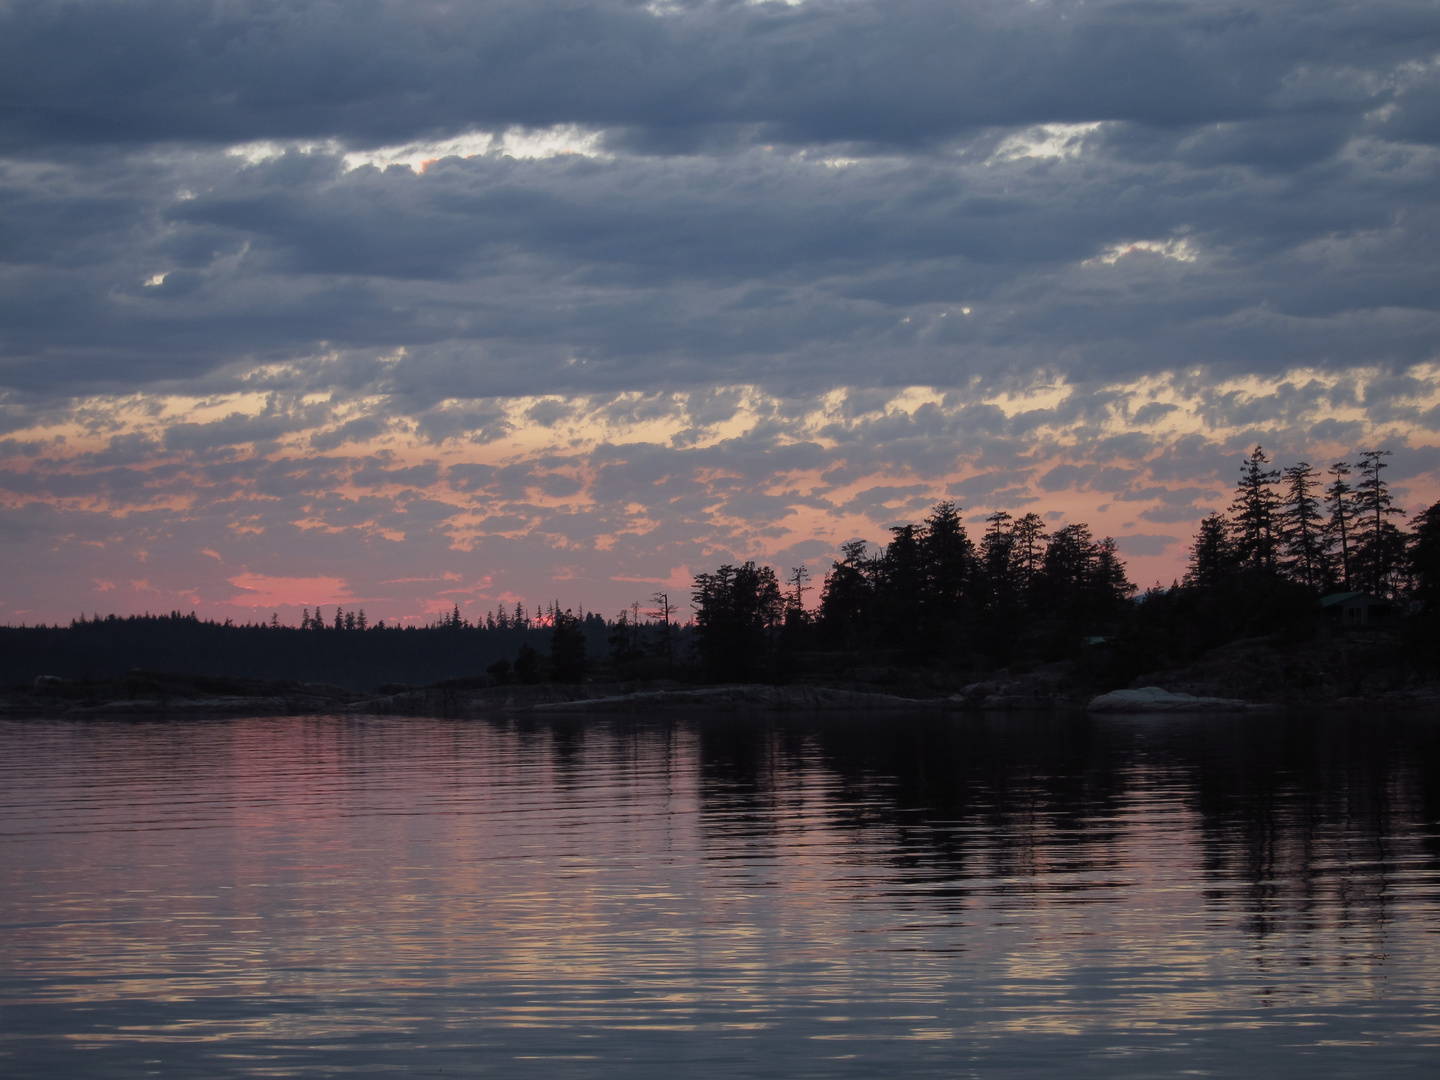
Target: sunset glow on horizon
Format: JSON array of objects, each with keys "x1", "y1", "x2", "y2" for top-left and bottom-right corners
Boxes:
[{"x1": 7, "y1": 368, "x2": 1440, "y2": 625}]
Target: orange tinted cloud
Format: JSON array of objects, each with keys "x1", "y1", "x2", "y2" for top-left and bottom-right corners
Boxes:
[{"x1": 2, "y1": 372, "x2": 1438, "y2": 625}]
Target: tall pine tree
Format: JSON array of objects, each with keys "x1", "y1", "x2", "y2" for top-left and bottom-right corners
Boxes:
[
  {"x1": 1184, "y1": 514, "x2": 1235, "y2": 589},
  {"x1": 1280, "y1": 462, "x2": 1327, "y2": 590},
  {"x1": 1229, "y1": 446, "x2": 1281, "y2": 573},
  {"x1": 1325, "y1": 461, "x2": 1356, "y2": 591},
  {"x1": 1352, "y1": 449, "x2": 1407, "y2": 595}
]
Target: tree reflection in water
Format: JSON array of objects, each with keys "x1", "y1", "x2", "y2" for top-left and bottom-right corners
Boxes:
[{"x1": 2, "y1": 711, "x2": 1438, "y2": 1079}]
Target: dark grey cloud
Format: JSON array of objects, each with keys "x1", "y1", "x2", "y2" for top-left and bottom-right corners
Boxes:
[
  {"x1": 839, "y1": 484, "x2": 931, "y2": 522},
  {"x1": 349, "y1": 457, "x2": 440, "y2": 489},
  {"x1": 949, "y1": 471, "x2": 1024, "y2": 498},
  {"x1": 0, "y1": 0, "x2": 1432, "y2": 407},
  {"x1": 1114, "y1": 533, "x2": 1179, "y2": 557},
  {"x1": 162, "y1": 402, "x2": 320, "y2": 451},
  {"x1": 6, "y1": 0, "x2": 1434, "y2": 152},
  {"x1": 1040, "y1": 464, "x2": 1086, "y2": 492}
]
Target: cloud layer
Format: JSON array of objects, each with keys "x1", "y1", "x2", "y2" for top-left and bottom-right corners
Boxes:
[
  {"x1": 6, "y1": 371, "x2": 1439, "y2": 624},
  {"x1": 1, "y1": 0, "x2": 1438, "y2": 621}
]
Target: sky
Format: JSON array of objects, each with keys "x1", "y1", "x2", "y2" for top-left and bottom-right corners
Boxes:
[{"x1": 2, "y1": 0, "x2": 1439, "y2": 626}]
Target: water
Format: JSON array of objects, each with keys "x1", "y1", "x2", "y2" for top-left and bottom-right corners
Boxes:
[{"x1": 2, "y1": 711, "x2": 1439, "y2": 1078}]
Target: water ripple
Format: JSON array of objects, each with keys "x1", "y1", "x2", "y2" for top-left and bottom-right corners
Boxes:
[{"x1": 2, "y1": 711, "x2": 1439, "y2": 1078}]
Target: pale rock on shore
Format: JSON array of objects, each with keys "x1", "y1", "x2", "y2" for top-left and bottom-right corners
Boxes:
[
  {"x1": 1086, "y1": 686, "x2": 1275, "y2": 714},
  {"x1": 533, "y1": 685, "x2": 945, "y2": 712}
]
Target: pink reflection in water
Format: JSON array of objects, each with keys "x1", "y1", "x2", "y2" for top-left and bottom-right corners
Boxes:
[{"x1": 2, "y1": 712, "x2": 1439, "y2": 1078}]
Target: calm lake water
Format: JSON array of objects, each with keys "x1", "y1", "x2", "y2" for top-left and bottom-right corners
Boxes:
[{"x1": 2, "y1": 710, "x2": 1440, "y2": 1078}]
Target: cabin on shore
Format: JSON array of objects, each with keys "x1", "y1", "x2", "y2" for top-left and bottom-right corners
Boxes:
[{"x1": 1320, "y1": 591, "x2": 1393, "y2": 627}]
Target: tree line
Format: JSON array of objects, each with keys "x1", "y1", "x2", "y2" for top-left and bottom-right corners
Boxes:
[
  {"x1": 1187, "y1": 447, "x2": 1427, "y2": 598},
  {"x1": 294, "y1": 598, "x2": 584, "y2": 633},
  {"x1": 689, "y1": 501, "x2": 1137, "y2": 680},
  {"x1": 0, "y1": 610, "x2": 602, "y2": 690},
  {"x1": 0, "y1": 603, "x2": 688, "y2": 690},
  {"x1": 686, "y1": 447, "x2": 1440, "y2": 684},
  {"x1": 7, "y1": 446, "x2": 1438, "y2": 691},
  {"x1": 1133, "y1": 445, "x2": 1440, "y2": 670}
]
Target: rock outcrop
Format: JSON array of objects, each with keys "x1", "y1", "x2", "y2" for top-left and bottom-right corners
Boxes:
[
  {"x1": 533, "y1": 685, "x2": 945, "y2": 713},
  {"x1": 0, "y1": 672, "x2": 360, "y2": 716},
  {"x1": 1087, "y1": 686, "x2": 1272, "y2": 713}
]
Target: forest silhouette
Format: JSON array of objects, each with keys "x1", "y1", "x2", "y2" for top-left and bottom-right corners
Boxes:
[{"x1": 4, "y1": 447, "x2": 1439, "y2": 693}]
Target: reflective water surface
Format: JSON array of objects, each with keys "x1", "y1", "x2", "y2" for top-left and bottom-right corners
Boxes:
[{"x1": 3, "y1": 711, "x2": 1440, "y2": 1078}]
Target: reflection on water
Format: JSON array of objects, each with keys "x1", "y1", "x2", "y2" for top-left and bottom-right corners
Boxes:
[{"x1": 2, "y1": 711, "x2": 1439, "y2": 1077}]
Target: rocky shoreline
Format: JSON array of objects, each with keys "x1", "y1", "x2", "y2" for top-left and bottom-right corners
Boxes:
[
  {"x1": 4, "y1": 630, "x2": 1438, "y2": 718},
  {"x1": 0, "y1": 679, "x2": 1429, "y2": 719},
  {"x1": 0, "y1": 678, "x2": 964, "y2": 717}
]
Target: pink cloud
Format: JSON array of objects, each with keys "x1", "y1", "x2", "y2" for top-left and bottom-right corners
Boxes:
[{"x1": 229, "y1": 573, "x2": 352, "y2": 608}]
